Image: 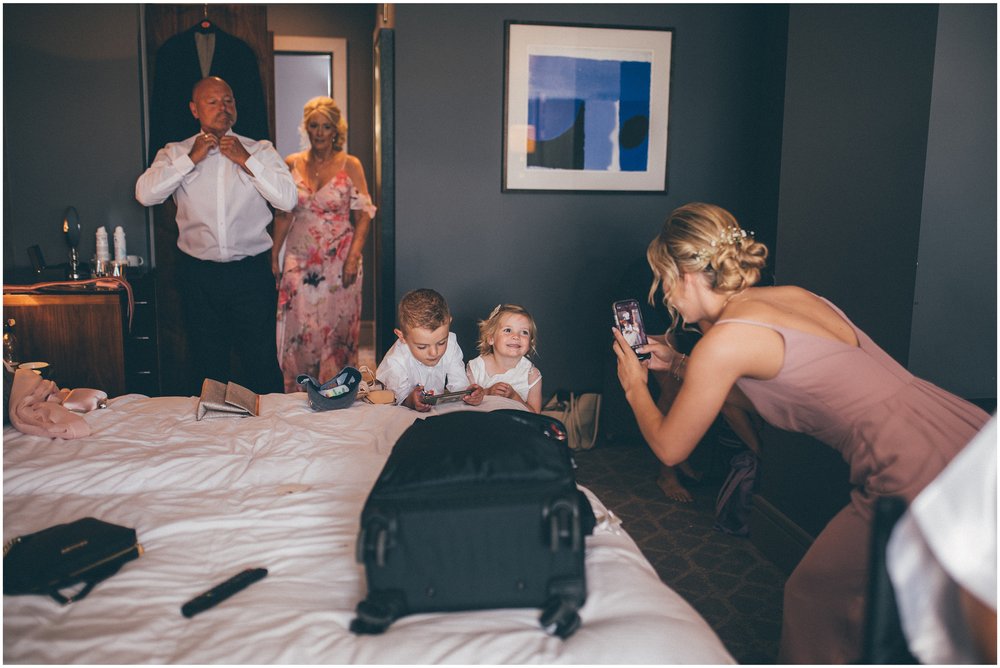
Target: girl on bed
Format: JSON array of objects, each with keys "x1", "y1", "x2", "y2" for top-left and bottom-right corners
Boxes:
[
  {"x1": 466, "y1": 304, "x2": 542, "y2": 413},
  {"x1": 273, "y1": 96, "x2": 376, "y2": 392},
  {"x1": 611, "y1": 202, "x2": 990, "y2": 664}
]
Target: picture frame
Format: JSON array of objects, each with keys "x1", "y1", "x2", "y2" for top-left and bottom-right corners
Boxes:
[{"x1": 503, "y1": 21, "x2": 673, "y2": 193}]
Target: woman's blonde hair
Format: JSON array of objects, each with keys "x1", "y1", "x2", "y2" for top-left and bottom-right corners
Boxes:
[
  {"x1": 477, "y1": 304, "x2": 538, "y2": 357},
  {"x1": 647, "y1": 202, "x2": 768, "y2": 331},
  {"x1": 300, "y1": 96, "x2": 347, "y2": 152}
]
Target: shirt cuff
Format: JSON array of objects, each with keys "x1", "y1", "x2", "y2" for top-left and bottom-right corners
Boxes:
[
  {"x1": 244, "y1": 154, "x2": 262, "y2": 177},
  {"x1": 176, "y1": 153, "x2": 196, "y2": 182}
]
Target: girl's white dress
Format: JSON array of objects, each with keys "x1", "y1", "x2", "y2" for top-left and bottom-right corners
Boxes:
[{"x1": 466, "y1": 355, "x2": 540, "y2": 402}]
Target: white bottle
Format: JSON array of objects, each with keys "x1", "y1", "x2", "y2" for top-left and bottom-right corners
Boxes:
[
  {"x1": 113, "y1": 226, "x2": 127, "y2": 263},
  {"x1": 96, "y1": 226, "x2": 110, "y2": 261}
]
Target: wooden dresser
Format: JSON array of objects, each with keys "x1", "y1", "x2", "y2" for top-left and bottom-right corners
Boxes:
[{"x1": 3, "y1": 272, "x2": 160, "y2": 398}]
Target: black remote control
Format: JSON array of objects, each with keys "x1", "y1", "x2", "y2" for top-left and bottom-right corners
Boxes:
[{"x1": 181, "y1": 567, "x2": 268, "y2": 618}]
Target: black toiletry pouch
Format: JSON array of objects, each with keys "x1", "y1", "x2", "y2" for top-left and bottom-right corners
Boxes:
[
  {"x1": 3, "y1": 517, "x2": 143, "y2": 604},
  {"x1": 297, "y1": 366, "x2": 362, "y2": 411}
]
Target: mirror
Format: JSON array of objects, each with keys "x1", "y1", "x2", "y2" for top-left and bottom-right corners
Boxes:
[{"x1": 62, "y1": 206, "x2": 83, "y2": 279}]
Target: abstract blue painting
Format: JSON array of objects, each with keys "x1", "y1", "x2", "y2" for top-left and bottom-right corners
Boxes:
[
  {"x1": 504, "y1": 22, "x2": 672, "y2": 191},
  {"x1": 526, "y1": 55, "x2": 651, "y2": 172}
]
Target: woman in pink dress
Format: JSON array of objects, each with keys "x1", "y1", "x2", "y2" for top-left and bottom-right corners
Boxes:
[
  {"x1": 612, "y1": 202, "x2": 990, "y2": 663},
  {"x1": 273, "y1": 97, "x2": 376, "y2": 392}
]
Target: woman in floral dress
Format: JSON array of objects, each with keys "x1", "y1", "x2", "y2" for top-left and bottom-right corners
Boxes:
[{"x1": 273, "y1": 97, "x2": 376, "y2": 392}]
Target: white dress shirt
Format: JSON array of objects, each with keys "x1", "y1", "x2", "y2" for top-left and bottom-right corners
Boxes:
[
  {"x1": 376, "y1": 332, "x2": 470, "y2": 400},
  {"x1": 135, "y1": 131, "x2": 297, "y2": 262},
  {"x1": 887, "y1": 416, "x2": 997, "y2": 664}
]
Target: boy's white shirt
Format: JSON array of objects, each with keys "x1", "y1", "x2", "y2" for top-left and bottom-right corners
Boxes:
[{"x1": 375, "y1": 332, "x2": 470, "y2": 400}]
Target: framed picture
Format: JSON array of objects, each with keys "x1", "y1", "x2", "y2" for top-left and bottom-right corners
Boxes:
[{"x1": 503, "y1": 21, "x2": 673, "y2": 192}]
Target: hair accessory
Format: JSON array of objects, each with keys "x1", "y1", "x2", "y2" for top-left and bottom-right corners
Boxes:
[
  {"x1": 694, "y1": 226, "x2": 754, "y2": 263},
  {"x1": 489, "y1": 303, "x2": 503, "y2": 319}
]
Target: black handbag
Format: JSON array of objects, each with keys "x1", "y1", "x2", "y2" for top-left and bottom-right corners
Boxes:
[{"x1": 3, "y1": 517, "x2": 143, "y2": 604}]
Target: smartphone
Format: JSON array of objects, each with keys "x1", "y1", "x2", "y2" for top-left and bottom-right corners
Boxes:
[
  {"x1": 612, "y1": 299, "x2": 651, "y2": 361},
  {"x1": 420, "y1": 388, "x2": 474, "y2": 405}
]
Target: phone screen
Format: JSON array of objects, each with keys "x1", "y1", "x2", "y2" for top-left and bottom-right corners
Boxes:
[
  {"x1": 421, "y1": 388, "x2": 473, "y2": 405},
  {"x1": 613, "y1": 299, "x2": 651, "y2": 360}
]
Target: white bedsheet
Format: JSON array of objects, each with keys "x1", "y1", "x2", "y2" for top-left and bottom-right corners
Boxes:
[{"x1": 3, "y1": 393, "x2": 733, "y2": 664}]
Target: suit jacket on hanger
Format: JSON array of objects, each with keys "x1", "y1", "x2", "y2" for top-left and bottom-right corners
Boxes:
[{"x1": 149, "y1": 25, "x2": 269, "y2": 163}]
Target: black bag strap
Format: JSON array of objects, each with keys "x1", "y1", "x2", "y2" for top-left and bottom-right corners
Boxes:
[{"x1": 48, "y1": 579, "x2": 98, "y2": 605}]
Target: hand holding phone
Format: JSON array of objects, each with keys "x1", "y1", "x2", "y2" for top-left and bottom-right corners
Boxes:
[
  {"x1": 420, "y1": 388, "x2": 474, "y2": 405},
  {"x1": 612, "y1": 299, "x2": 651, "y2": 361}
]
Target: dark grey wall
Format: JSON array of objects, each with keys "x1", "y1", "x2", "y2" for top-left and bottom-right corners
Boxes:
[
  {"x1": 776, "y1": 4, "x2": 939, "y2": 362},
  {"x1": 393, "y1": 4, "x2": 788, "y2": 393},
  {"x1": 3, "y1": 4, "x2": 148, "y2": 273},
  {"x1": 909, "y1": 3, "x2": 997, "y2": 398}
]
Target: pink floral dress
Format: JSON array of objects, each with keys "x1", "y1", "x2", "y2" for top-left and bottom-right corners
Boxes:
[{"x1": 276, "y1": 168, "x2": 376, "y2": 392}]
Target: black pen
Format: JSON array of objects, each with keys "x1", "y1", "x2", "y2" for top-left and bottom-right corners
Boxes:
[{"x1": 181, "y1": 567, "x2": 268, "y2": 618}]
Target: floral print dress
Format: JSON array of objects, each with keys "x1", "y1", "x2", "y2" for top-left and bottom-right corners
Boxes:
[{"x1": 276, "y1": 169, "x2": 376, "y2": 392}]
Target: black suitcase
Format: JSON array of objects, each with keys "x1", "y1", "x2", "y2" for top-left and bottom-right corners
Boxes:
[{"x1": 351, "y1": 409, "x2": 595, "y2": 638}]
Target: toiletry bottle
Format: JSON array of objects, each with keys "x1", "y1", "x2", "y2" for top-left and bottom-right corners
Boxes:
[
  {"x1": 95, "y1": 226, "x2": 110, "y2": 276},
  {"x1": 113, "y1": 226, "x2": 127, "y2": 263},
  {"x1": 113, "y1": 226, "x2": 127, "y2": 276}
]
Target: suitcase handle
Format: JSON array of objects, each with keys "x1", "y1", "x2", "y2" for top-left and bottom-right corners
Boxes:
[{"x1": 544, "y1": 499, "x2": 581, "y2": 552}]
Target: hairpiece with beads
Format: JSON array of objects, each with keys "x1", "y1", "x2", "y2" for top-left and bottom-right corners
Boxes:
[{"x1": 694, "y1": 226, "x2": 755, "y2": 263}]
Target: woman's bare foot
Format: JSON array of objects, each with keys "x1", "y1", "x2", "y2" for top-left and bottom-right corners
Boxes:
[{"x1": 656, "y1": 466, "x2": 693, "y2": 503}]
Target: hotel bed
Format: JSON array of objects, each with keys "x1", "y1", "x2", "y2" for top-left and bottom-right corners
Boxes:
[{"x1": 3, "y1": 392, "x2": 733, "y2": 664}]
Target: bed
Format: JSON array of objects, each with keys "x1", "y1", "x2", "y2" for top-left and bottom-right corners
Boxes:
[{"x1": 3, "y1": 391, "x2": 733, "y2": 664}]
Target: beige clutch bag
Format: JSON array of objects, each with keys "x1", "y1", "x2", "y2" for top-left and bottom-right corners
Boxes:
[{"x1": 196, "y1": 379, "x2": 259, "y2": 420}]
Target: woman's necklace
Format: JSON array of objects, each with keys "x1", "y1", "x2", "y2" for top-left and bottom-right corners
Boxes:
[{"x1": 309, "y1": 150, "x2": 333, "y2": 179}]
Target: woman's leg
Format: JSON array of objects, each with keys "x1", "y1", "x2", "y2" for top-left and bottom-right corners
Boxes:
[{"x1": 778, "y1": 500, "x2": 871, "y2": 664}]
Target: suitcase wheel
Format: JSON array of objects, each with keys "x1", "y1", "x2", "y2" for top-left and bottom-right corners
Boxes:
[
  {"x1": 357, "y1": 515, "x2": 395, "y2": 567},
  {"x1": 540, "y1": 596, "x2": 582, "y2": 639},
  {"x1": 351, "y1": 591, "x2": 406, "y2": 635}
]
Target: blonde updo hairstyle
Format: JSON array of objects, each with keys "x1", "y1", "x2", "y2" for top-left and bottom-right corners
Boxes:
[
  {"x1": 477, "y1": 304, "x2": 538, "y2": 358},
  {"x1": 300, "y1": 96, "x2": 347, "y2": 152},
  {"x1": 647, "y1": 202, "x2": 768, "y2": 331}
]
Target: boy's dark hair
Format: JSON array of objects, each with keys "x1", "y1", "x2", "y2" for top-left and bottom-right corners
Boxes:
[{"x1": 398, "y1": 288, "x2": 451, "y2": 334}]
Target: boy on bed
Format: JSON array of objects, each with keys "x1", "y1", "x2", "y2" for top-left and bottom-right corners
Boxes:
[{"x1": 376, "y1": 288, "x2": 485, "y2": 412}]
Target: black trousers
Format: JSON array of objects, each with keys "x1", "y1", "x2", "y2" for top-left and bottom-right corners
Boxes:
[{"x1": 177, "y1": 250, "x2": 284, "y2": 395}]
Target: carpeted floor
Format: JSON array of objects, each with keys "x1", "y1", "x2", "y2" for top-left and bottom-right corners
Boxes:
[{"x1": 573, "y1": 439, "x2": 786, "y2": 664}]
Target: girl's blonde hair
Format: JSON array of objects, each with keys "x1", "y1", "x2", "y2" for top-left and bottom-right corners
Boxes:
[
  {"x1": 300, "y1": 96, "x2": 347, "y2": 152},
  {"x1": 477, "y1": 304, "x2": 538, "y2": 357},
  {"x1": 647, "y1": 202, "x2": 768, "y2": 332}
]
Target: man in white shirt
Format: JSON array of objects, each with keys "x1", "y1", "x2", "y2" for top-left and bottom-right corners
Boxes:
[{"x1": 136, "y1": 76, "x2": 296, "y2": 395}]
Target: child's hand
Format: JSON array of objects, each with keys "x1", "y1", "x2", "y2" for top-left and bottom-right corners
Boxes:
[
  {"x1": 463, "y1": 384, "x2": 485, "y2": 406},
  {"x1": 405, "y1": 385, "x2": 433, "y2": 412},
  {"x1": 486, "y1": 382, "x2": 516, "y2": 400}
]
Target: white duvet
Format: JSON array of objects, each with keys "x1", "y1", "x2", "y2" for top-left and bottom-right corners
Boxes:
[{"x1": 3, "y1": 393, "x2": 733, "y2": 664}]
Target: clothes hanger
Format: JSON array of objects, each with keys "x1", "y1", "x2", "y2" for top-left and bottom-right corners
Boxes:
[{"x1": 197, "y1": 4, "x2": 215, "y2": 33}]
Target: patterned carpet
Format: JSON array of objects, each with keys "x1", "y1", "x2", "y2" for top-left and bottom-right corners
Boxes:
[{"x1": 573, "y1": 439, "x2": 786, "y2": 665}]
